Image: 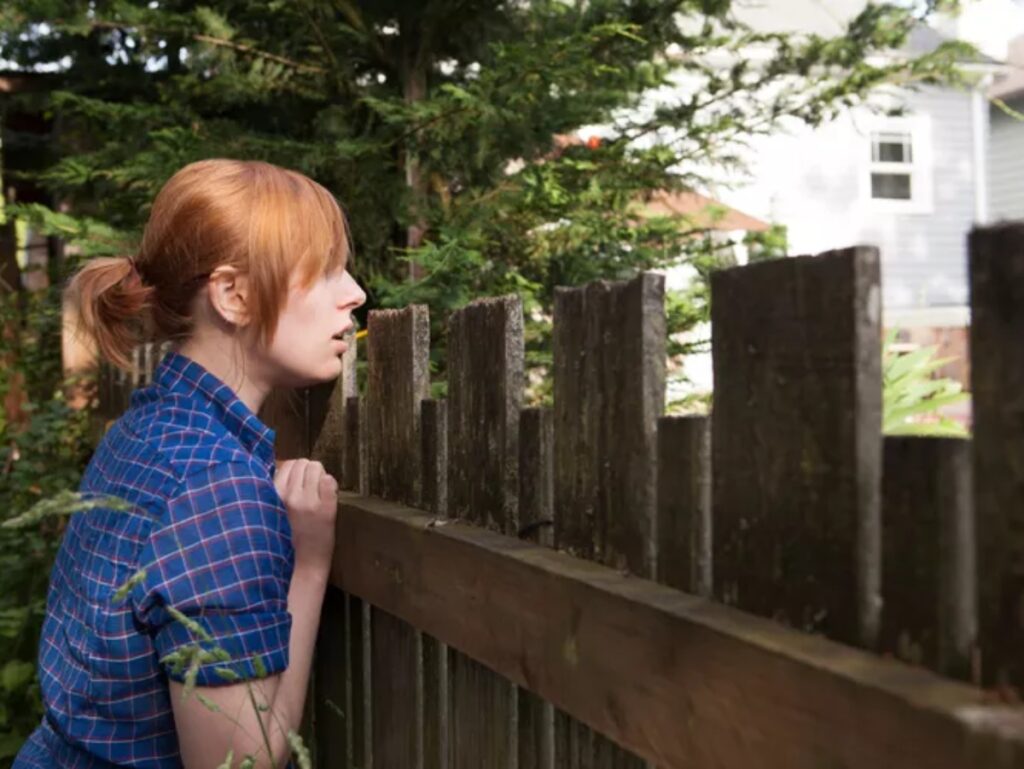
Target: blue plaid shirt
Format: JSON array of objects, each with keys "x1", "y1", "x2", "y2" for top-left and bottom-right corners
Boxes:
[{"x1": 14, "y1": 350, "x2": 295, "y2": 768}]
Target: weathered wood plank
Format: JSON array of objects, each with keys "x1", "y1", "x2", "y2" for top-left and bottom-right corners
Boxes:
[
  {"x1": 313, "y1": 368, "x2": 366, "y2": 768},
  {"x1": 519, "y1": 407, "x2": 554, "y2": 546},
  {"x1": 342, "y1": 396, "x2": 362, "y2": 493},
  {"x1": 553, "y1": 273, "x2": 663, "y2": 767},
  {"x1": 519, "y1": 690, "x2": 554, "y2": 769},
  {"x1": 881, "y1": 436, "x2": 976, "y2": 680},
  {"x1": 447, "y1": 296, "x2": 524, "y2": 533},
  {"x1": 310, "y1": 327, "x2": 359, "y2": 477},
  {"x1": 364, "y1": 306, "x2": 430, "y2": 768},
  {"x1": 314, "y1": 586, "x2": 349, "y2": 767},
  {"x1": 553, "y1": 711, "x2": 589, "y2": 769},
  {"x1": 422, "y1": 633, "x2": 448, "y2": 769},
  {"x1": 656, "y1": 415, "x2": 712, "y2": 596},
  {"x1": 553, "y1": 272, "x2": 665, "y2": 575},
  {"x1": 365, "y1": 306, "x2": 430, "y2": 506},
  {"x1": 332, "y1": 492, "x2": 1024, "y2": 769},
  {"x1": 970, "y1": 221, "x2": 1024, "y2": 689},
  {"x1": 518, "y1": 406, "x2": 555, "y2": 768},
  {"x1": 446, "y1": 296, "x2": 523, "y2": 769},
  {"x1": 361, "y1": 599, "x2": 373, "y2": 769},
  {"x1": 317, "y1": 589, "x2": 369, "y2": 768},
  {"x1": 372, "y1": 607, "x2": 423, "y2": 769},
  {"x1": 420, "y1": 397, "x2": 450, "y2": 769},
  {"x1": 450, "y1": 652, "x2": 518, "y2": 769},
  {"x1": 115, "y1": 363, "x2": 129, "y2": 415},
  {"x1": 711, "y1": 246, "x2": 883, "y2": 648},
  {"x1": 421, "y1": 398, "x2": 448, "y2": 519}
]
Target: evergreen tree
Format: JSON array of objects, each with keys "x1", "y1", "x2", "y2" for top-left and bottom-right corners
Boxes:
[
  {"x1": 0, "y1": 2, "x2": 972, "y2": 756},
  {"x1": 1, "y1": 0, "x2": 970, "y2": 399}
]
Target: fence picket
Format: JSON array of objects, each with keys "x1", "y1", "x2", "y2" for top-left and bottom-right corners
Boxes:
[
  {"x1": 552, "y1": 273, "x2": 665, "y2": 768},
  {"x1": 314, "y1": 586, "x2": 349, "y2": 766},
  {"x1": 880, "y1": 436, "x2": 975, "y2": 679},
  {"x1": 421, "y1": 397, "x2": 449, "y2": 769},
  {"x1": 447, "y1": 296, "x2": 524, "y2": 769},
  {"x1": 519, "y1": 405, "x2": 555, "y2": 768},
  {"x1": 364, "y1": 306, "x2": 431, "y2": 768},
  {"x1": 310, "y1": 328, "x2": 358, "y2": 478},
  {"x1": 970, "y1": 221, "x2": 1024, "y2": 689},
  {"x1": 656, "y1": 415, "x2": 712, "y2": 596},
  {"x1": 553, "y1": 274, "x2": 665, "y2": 574},
  {"x1": 711, "y1": 246, "x2": 883, "y2": 648}
]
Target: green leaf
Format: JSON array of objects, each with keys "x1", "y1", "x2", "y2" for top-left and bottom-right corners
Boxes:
[
  {"x1": 252, "y1": 654, "x2": 268, "y2": 679},
  {"x1": 882, "y1": 334, "x2": 970, "y2": 437},
  {"x1": 112, "y1": 568, "x2": 147, "y2": 604},
  {"x1": 287, "y1": 730, "x2": 313, "y2": 769},
  {"x1": 1, "y1": 661, "x2": 35, "y2": 693}
]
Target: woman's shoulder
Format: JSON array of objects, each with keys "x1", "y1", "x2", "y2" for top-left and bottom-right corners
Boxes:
[{"x1": 103, "y1": 391, "x2": 268, "y2": 490}]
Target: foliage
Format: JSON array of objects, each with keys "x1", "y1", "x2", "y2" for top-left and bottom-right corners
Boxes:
[
  {"x1": 0, "y1": 0, "x2": 971, "y2": 394},
  {"x1": 0, "y1": 0, "x2": 972, "y2": 758},
  {"x1": 0, "y1": 273, "x2": 98, "y2": 762},
  {"x1": 882, "y1": 329, "x2": 969, "y2": 437}
]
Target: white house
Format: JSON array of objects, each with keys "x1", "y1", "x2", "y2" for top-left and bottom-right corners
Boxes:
[
  {"x1": 715, "y1": 0, "x2": 1024, "y2": 316},
  {"x1": 989, "y1": 33, "x2": 1024, "y2": 220},
  {"x1": 659, "y1": 0, "x2": 1024, "y2": 399}
]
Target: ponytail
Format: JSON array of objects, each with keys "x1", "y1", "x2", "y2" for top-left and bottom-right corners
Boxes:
[{"x1": 64, "y1": 256, "x2": 154, "y2": 372}]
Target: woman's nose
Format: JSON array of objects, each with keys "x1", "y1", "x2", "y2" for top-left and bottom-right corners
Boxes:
[
  {"x1": 352, "y1": 285, "x2": 367, "y2": 309},
  {"x1": 340, "y1": 271, "x2": 367, "y2": 309}
]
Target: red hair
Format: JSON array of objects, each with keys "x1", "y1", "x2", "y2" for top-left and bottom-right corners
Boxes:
[{"x1": 65, "y1": 159, "x2": 351, "y2": 370}]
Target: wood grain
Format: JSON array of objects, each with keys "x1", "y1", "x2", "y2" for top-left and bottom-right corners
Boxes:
[
  {"x1": 711, "y1": 246, "x2": 883, "y2": 648},
  {"x1": 331, "y1": 491, "x2": 1024, "y2": 769},
  {"x1": 970, "y1": 221, "x2": 1024, "y2": 689}
]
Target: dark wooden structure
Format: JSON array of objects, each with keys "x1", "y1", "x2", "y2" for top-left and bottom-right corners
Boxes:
[{"x1": 98, "y1": 227, "x2": 1024, "y2": 768}]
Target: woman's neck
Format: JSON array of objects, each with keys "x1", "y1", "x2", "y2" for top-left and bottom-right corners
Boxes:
[{"x1": 176, "y1": 331, "x2": 272, "y2": 416}]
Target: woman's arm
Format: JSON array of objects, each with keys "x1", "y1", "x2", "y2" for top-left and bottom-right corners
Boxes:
[
  {"x1": 170, "y1": 563, "x2": 328, "y2": 768},
  {"x1": 170, "y1": 458, "x2": 338, "y2": 768}
]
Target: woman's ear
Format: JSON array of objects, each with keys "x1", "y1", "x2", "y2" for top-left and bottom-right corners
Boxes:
[{"x1": 205, "y1": 265, "x2": 251, "y2": 329}]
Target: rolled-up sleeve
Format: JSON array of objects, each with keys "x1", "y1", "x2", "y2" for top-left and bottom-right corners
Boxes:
[{"x1": 131, "y1": 461, "x2": 294, "y2": 686}]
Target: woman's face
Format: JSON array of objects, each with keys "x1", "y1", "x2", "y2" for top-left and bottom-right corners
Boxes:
[{"x1": 262, "y1": 265, "x2": 367, "y2": 388}]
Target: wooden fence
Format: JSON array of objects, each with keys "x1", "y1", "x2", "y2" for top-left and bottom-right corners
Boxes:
[{"x1": 98, "y1": 223, "x2": 1024, "y2": 768}]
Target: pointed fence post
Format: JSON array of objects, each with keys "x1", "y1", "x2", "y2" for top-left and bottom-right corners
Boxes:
[{"x1": 710, "y1": 247, "x2": 883, "y2": 648}]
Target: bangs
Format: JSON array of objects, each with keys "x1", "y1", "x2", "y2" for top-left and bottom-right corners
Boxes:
[
  {"x1": 243, "y1": 162, "x2": 352, "y2": 347},
  {"x1": 292, "y1": 177, "x2": 351, "y2": 287}
]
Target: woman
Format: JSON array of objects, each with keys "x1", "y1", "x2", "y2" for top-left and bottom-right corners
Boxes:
[{"x1": 13, "y1": 158, "x2": 367, "y2": 768}]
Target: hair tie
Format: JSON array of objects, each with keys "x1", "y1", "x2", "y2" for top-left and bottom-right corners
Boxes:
[{"x1": 125, "y1": 255, "x2": 147, "y2": 285}]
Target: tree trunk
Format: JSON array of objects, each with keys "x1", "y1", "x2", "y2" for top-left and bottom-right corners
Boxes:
[{"x1": 401, "y1": 46, "x2": 429, "y2": 280}]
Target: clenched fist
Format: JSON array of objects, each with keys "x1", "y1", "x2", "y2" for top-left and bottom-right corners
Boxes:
[{"x1": 273, "y1": 459, "x2": 339, "y2": 574}]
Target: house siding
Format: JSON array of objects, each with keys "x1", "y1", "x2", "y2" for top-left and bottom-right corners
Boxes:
[
  {"x1": 989, "y1": 95, "x2": 1024, "y2": 221},
  {"x1": 716, "y1": 85, "x2": 977, "y2": 309},
  {"x1": 861, "y1": 87, "x2": 977, "y2": 308}
]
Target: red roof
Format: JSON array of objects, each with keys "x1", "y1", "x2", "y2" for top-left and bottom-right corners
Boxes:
[{"x1": 640, "y1": 190, "x2": 770, "y2": 232}]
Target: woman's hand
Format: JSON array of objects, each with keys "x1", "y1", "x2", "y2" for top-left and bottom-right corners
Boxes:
[{"x1": 273, "y1": 459, "x2": 339, "y2": 575}]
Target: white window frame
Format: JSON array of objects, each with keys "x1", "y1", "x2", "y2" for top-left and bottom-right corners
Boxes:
[{"x1": 859, "y1": 114, "x2": 934, "y2": 215}]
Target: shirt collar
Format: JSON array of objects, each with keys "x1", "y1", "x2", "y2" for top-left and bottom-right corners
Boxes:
[{"x1": 152, "y1": 349, "x2": 277, "y2": 468}]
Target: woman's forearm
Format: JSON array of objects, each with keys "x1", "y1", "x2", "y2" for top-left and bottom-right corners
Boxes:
[{"x1": 271, "y1": 564, "x2": 329, "y2": 730}]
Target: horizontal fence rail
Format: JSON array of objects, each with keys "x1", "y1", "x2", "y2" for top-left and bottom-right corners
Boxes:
[{"x1": 96, "y1": 222, "x2": 1024, "y2": 768}]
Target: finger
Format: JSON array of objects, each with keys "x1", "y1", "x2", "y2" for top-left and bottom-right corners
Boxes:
[
  {"x1": 288, "y1": 459, "x2": 310, "y2": 496},
  {"x1": 319, "y1": 472, "x2": 338, "y2": 502},
  {"x1": 274, "y1": 460, "x2": 296, "y2": 492},
  {"x1": 302, "y1": 460, "x2": 324, "y2": 493}
]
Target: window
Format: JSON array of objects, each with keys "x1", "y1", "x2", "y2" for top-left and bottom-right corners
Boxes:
[
  {"x1": 861, "y1": 116, "x2": 932, "y2": 214},
  {"x1": 870, "y1": 131, "x2": 913, "y2": 200}
]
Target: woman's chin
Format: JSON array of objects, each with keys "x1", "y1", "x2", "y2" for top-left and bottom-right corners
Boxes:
[
  {"x1": 279, "y1": 358, "x2": 344, "y2": 389},
  {"x1": 317, "y1": 355, "x2": 345, "y2": 382}
]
